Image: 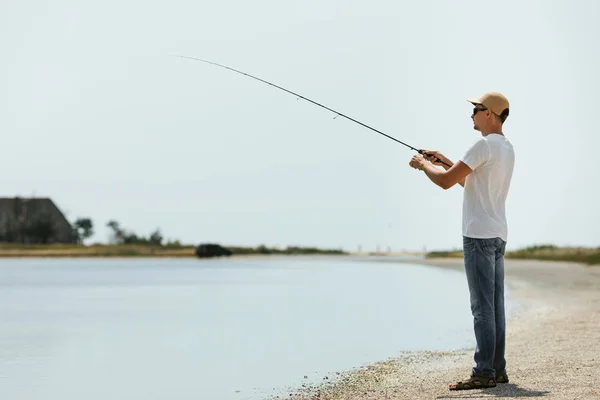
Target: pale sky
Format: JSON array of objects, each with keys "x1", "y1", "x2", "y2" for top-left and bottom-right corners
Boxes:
[{"x1": 1, "y1": 0, "x2": 598, "y2": 252}]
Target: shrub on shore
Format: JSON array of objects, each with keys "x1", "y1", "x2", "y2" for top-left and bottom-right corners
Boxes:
[
  {"x1": 507, "y1": 245, "x2": 600, "y2": 265},
  {"x1": 426, "y1": 244, "x2": 600, "y2": 265},
  {"x1": 228, "y1": 245, "x2": 346, "y2": 255}
]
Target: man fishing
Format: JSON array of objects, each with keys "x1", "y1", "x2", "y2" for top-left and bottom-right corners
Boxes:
[
  {"x1": 408, "y1": 92, "x2": 515, "y2": 391},
  {"x1": 175, "y1": 58, "x2": 516, "y2": 389}
]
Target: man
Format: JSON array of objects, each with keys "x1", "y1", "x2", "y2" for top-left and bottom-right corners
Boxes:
[{"x1": 408, "y1": 92, "x2": 515, "y2": 390}]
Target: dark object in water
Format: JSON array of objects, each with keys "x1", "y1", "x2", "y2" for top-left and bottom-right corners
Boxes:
[{"x1": 195, "y1": 243, "x2": 233, "y2": 258}]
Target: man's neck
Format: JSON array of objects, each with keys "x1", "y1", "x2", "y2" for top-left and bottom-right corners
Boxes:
[{"x1": 481, "y1": 125, "x2": 504, "y2": 137}]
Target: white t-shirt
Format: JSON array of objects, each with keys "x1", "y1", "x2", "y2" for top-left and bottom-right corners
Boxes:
[{"x1": 460, "y1": 134, "x2": 515, "y2": 242}]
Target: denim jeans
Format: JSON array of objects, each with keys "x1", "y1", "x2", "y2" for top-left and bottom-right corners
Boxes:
[{"x1": 463, "y1": 236, "x2": 507, "y2": 378}]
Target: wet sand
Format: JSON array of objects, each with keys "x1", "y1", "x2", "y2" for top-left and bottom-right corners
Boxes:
[{"x1": 271, "y1": 258, "x2": 600, "y2": 400}]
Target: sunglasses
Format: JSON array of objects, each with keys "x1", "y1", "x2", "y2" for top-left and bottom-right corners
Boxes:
[{"x1": 473, "y1": 107, "x2": 488, "y2": 116}]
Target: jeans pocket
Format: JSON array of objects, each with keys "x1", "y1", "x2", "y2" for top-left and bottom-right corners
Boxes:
[
  {"x1": 463, "y1": 237, "x2": 476, "y2": 254},
  {"x1": 498, "y1": 239, "x2": 507, "y2": 255},
  {"x1": 476, "y1": 238, "x2": 497, "y2": 254}
]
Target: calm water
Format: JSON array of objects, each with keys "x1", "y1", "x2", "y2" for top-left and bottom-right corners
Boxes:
[{"x1": 0, "y1": 256, "x2": 513, "y2": 400}]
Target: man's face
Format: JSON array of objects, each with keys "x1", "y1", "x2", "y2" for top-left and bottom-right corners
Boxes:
[{"x1": 471, "y1": 105, "x2": 488, "y2": 131}]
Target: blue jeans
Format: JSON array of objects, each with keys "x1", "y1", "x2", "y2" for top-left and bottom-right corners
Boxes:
[{"x1": 463, "y1": 236, "x2": 507, "y2": 378}]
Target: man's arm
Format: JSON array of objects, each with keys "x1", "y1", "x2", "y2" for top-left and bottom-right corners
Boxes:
[
  {"x1": 421, "y1": 151, "x2": 466, "y2": 187},
  {"x1": 438, "y1": 159, "x2": 467, "y2": 188},
  {"x1": 410, "y1": 154, "x2": 472, "y2": 190}
]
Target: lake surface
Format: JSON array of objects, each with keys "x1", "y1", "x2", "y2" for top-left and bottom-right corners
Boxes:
[{"x1": 0, "y1": 256, "x2": 513, "y2": 400}]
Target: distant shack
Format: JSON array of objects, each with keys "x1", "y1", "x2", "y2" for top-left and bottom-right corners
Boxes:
[{"x1": 0, "y1": 197, "x2": 75, "y2": 244}]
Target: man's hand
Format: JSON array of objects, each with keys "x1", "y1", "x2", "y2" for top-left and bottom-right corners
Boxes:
[
  {"x1": 409, "y1": 154, "x2": 427, "y2": 171},
  {"x1": 420, "y1": 149, "x2": 452, "y2": 169},
  {"x1": 409, "y1": 151, "x2": 470, "y2": 189}
]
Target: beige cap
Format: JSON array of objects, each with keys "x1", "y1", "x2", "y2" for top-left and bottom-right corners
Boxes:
[{"x1": 467, "y1": 92, "x2": 509, "y2": 115}]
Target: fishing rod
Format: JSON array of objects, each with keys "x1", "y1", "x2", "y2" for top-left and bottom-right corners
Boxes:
[{"x1": 172, "y1": 55, "x2": 451, "y2": 167}]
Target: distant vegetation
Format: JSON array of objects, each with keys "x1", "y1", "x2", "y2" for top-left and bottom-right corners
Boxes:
[
  {"x1": 105, "y1": 220, "x2": 165, "y2": 246},
  {"x1": 8, "y1": 214, "x2": 596, "y2": 264},
  {"x1": 425, "y1": 249, "x2": 464, "y2": 258},
  {"x1": 0, "y1": 215, "x2": 348, "y2": 257},
  {"x1": 0, "y1": 242, "x2": 347, "y2": 258},
  {"x1": 0, "y1": 243, "x2": 193, "y2": 257},
  {"x1": 227, "y1": 245, "x2": 346, "y2": 255},
  {"x1": 506, "y1": 244, "x2": 600, "y2": 265},
  {"x1": 73, "y1": 218, "x2": 94, "y2": 244},
  {"x1": 426, "y1": 244, "x2": 600, "y2": 265}
]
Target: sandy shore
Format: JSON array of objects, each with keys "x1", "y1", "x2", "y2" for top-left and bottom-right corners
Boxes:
[{"x1": 271, "y1": 257, "x2": 600, "y2": 400}]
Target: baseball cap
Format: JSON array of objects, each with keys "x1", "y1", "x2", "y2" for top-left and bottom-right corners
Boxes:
[{"x1": 467, "y1": 92, "x2": 509, "y2": 116}]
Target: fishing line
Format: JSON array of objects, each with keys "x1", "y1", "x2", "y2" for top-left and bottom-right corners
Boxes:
[{"x1": 171, "y1": 55, "x2": 451, "y2": 168}]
